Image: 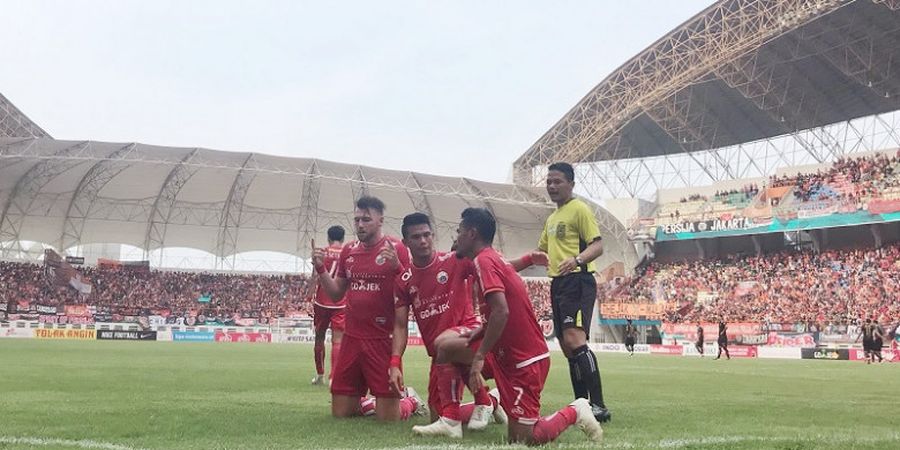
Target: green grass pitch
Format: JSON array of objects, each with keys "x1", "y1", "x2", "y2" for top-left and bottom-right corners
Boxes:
[{"x1": 0, "y1": 340, "x2": 898, "y2": 449}]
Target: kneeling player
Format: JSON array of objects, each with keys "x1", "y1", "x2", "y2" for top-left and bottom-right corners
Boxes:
[
  {"x1": 314, "y1": 196, "x2": 423, "y2": 420},
  {"x1": 389, "y1": 213, "x2": 499, "y2": 435},
  {"x1": 391, "y1": 213, "x2": 546, "y2": 437},
  {"x1": 434, "y1": 208, "x2": 603, "y2": 445}
]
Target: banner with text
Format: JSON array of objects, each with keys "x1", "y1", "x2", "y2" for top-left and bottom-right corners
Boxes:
[
  {"x1": 600, "y1": 303, "x2": 672, "y2": 320},
  {"x1": 213, "y1": 332, "x2": 272, "y2": 343},
  {"x1": 34, "y1": 329, "x2": 96, "y2": 340},
  {"x1": 97, "y1": 330, "x2": 157, "y2": 341}
]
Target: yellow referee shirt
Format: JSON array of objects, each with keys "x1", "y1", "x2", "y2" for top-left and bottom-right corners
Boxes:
[{"x1": 538, "y1": 197, "x2": 601, "y2": 277}]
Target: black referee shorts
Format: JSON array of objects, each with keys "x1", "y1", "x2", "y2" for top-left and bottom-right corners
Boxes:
[{"x1": 549, "y1": 272, "x2": 596, "y2": 340}]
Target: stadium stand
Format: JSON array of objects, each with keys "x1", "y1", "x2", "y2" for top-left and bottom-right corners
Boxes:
[
  {"x1": 607, "y1": 243, "x2": 900, "y2": 325},
  {"x1": 0, "y1": 261, "x2": 312, "y2": 324},
  {"x1": 648, "y1": 150, "x2": 900, "y2": 226}
]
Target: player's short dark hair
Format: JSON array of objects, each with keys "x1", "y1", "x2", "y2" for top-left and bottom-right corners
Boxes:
[
  {"x1": 548, "y1": 162, "x2": 575, "y2": 182},
  {"x1": 460, "y1": 207, "x2": 496, "y2": 244},
  {"x1": 355, "y1": 196, "x2": 385, "y2": 214},
  {"x1": 327, "y1": 225, "x2": 345, "y2": 242},
  {"x1": 401, "y1": 212, "x2": 431, "y2": 238}
]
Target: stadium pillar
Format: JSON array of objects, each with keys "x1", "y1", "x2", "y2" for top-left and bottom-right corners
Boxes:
[
  {"x1": 709, "y1": 238, "x2": 720, "y2": 260},
  {"x1": 694, "y1": 240, "x2": 705, "y2": 259},
  {"x1": 810, "y1": 229, "x2": 828, "y2": 253},
  {"x1": 809, "y1": 231, "x2": 821, "y2": 253},
  {"x1": 751, "y1": 235, "x2": 762, "y2": 256},
  {"x1": 870, "y1": 224, "x2": 884, "y2": 248}
]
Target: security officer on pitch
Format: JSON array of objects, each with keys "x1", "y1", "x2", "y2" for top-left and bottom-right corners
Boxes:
[{"x1": 536, "y1": 162, "x2": 610, "y2": 423}]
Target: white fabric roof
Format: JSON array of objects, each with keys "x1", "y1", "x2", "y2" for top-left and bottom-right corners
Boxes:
[{"x1": 0, "y1": 138, "x2": 635, "y2": 270}]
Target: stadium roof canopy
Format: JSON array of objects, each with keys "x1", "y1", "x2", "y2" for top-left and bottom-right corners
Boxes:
[
  {"x1": 0, "y1": 93, "x2": 50, "y2": 139},
  {"x1": 514, "y1": 0, "x2": 900, "y2": 198},
  {"x1": 0, "y1": 137, "x2": 638, "y2": 271}
]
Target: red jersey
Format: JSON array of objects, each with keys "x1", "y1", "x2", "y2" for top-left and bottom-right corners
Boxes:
[
  {"x1": 314, "y1": 245, "x2": 346, "y2": 309},
  {"x1": 395, "y1": 251, "x2": 480, "y2": 356},
  {"x1": 336, "y1": 235, "x2": 410, "y2": 339},
  {"x1": 472, "y1": 247, "x2": 549, "y2": 369}
]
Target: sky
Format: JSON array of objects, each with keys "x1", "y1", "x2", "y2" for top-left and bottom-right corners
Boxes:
[{"x1": 2, "y1": 0, "x2": 712, "y2": 183}]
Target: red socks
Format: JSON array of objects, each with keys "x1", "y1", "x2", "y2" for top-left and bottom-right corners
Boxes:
[
  {"x1": 313, "y1": 342, "x2": 325, "y2": 376},
  {"x1": 399, "y1": 396, "x2": 419, "y2": 420},
  {"x1": 358, "y1": 396, "x2": 418, "y2": 420},
  {"x1": 473, "y1": 386, "x2": 492, "y2": 406},
  {"x1": 532, "y1": 406, "x2": 577, "y2": 444},
  {"x1": 459, "y1": 402, "x2": 474, "y2": 423},
  {"x1": 435, "y1": 363, "x2": 463, "y2": 421},
  {"x1": 359, "y1": 397, "x2": 376, "y2": 416}
]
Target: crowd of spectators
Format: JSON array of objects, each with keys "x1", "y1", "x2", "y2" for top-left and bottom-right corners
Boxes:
[
  {"x1": 0, "y1": 261, "x2": 313, "y2": 323},
  {"x1": 524, "y1": 278, "x2": 552, "y2": 320},
  {"x1": 656, "y1": 151, "x2": 900, "y2": 222},
  {"x1": 714, "y1": 184, "x2": 759, "y2": 204},
  {"x1": 605, "y1": 243, "x2": 900, "y2": 326},
  {"x1": 5, "y1": 239, "x2": 900, "y2": 329},
  {"x1": 769, "y1": 151, "x2": 899, "y2": 203},
  {"x1": 679, "y1": 193, "x2": 707, "y2": 203}
]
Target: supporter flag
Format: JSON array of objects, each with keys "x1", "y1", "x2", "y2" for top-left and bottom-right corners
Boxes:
[
  {"x1": 69, "y1": 274, "x2": 92, "y2": 295},
  {"x1": 697, "y1": 290, "x2": 718, "y2": 304},
  {"x1": 651, "y1": 282, "x2": 666, "y2": 304},
  {"x1": 98, "y1": 258, "x2": 150, "y2": 273},
  {"x1": 43, "y1": 249, "x2": 92, "y2": 295},
  {"x1": 734, "y1": 281, "x2": 756, "y2": 297}
]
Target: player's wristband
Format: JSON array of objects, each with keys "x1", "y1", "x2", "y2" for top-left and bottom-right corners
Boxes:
[
  {"x1": 390, "y1": 355, "x2": 402, "y2": 369},
  {"x1": 521, "y1": 254, "x2": 533, "y2": 268},
  {"x1": 315, "y1": 264, "x2": 326, "y2": 274}
]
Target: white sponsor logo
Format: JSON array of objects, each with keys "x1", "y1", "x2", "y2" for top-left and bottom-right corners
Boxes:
[
  {"x1": 351, "y1": 280, "x2": 381, "y2": 292},
  {"x1": 418, "y1": 301, "x2": 451, "y2": 320}
]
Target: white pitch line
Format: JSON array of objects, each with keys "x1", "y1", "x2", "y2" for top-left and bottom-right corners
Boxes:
[
  {"x1": 375, "y1": 432, "x2": 900, "y2": 450},
  {"x1": 6, "y1": 433, "x2": 899, "y2": 450},
  {"x1": 0, "y1": 436, "x2": 142, "y2": 450}
]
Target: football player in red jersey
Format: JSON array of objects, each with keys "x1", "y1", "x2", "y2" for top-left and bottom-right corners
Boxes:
[
  {"x1": 448, "y1": 208, "x2": 603, "y2": 444},
  {"x1": 391, "y1": 213, "x2": 551, "y2": 438},
  {"x1": 390, "y1": 213, "x2": 515, "y2": 436},
  {"x1": 313, "y1": 196, "x2": 423, "y2": 421},
  {"x1": 309, "y1": 225, "x2": 347, "y2": 386}
]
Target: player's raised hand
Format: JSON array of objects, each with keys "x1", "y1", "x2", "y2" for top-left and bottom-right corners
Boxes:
[
  {"x1": 468, "y1": 353, "x2": 486, "y2": 393},
  {"x1": 388, "y1": 366, "x2": 404, "y2": 395},
  {"x1": 378, "y1": 240, "x2": 400, "y2": 269},
  {"x1": 311, "y1": 239, "x2": 325, "y2": 271},
  {"x1": 530, "y1": 251, "x2": 550, "y2": 267}
]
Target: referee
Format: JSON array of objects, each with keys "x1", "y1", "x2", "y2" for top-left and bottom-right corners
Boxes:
[{"x1": 537, "y1": 162, "x2": 610, "y2": 423}]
